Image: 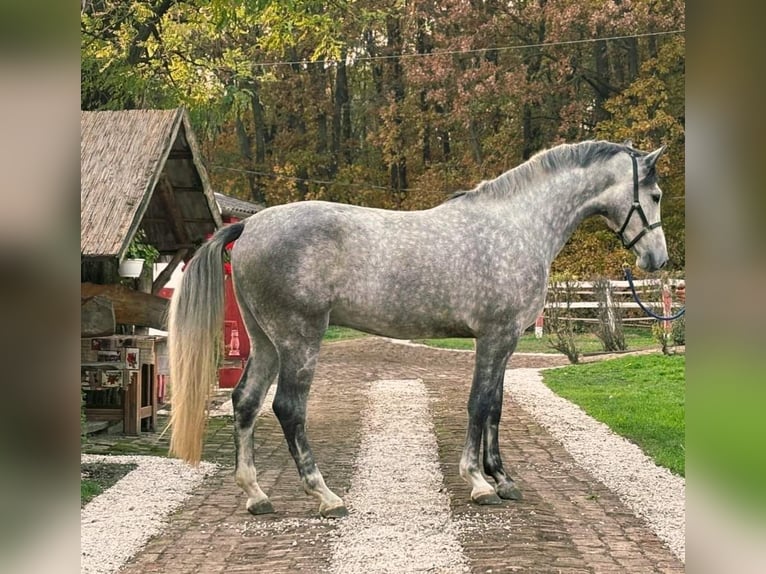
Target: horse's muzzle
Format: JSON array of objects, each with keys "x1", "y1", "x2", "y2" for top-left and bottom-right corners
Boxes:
[{"x1": 637, "y1": 252, "x2": 668, "y2": 273}]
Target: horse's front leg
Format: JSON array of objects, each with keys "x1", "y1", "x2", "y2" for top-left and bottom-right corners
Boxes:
[
  {"x1": 482, "y1": 375, "x2": 522, "y2": 500},
  {"x1": 459, "y1": 336, "x2": 514, "y2": 505}
]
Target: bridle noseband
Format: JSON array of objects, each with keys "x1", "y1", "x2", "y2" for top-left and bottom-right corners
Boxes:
[{"x1": 616, "y1": 152, "x2": 663, "y2": 250}]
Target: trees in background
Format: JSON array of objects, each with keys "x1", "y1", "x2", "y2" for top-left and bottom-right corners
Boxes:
[{"x1": 82, "y1": 0, "x2": 685, "y2": 274}]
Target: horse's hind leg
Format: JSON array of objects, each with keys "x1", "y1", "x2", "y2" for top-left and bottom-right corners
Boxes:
[
  {"x1": 272, "y1": 314, "x2": 347, "y2": 518},
  {"x1": 232, "y1": 322, "x2": 279, "y2": 515}
]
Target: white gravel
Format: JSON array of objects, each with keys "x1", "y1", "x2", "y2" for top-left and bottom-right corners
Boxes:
[
  {"x1": 80, "y1": 455, "x2": 218, "y2": 574},
  {"x1": 329, "y1": 379, "x2": 470, "y2": 574},
  {"x1": 507, "y1": 367, "x2": 685, "y2": 562}
]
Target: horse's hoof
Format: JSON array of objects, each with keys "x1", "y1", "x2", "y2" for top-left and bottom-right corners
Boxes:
[
  {"x1": 247, "y1": 498, "x2": 275, "y2": 515},
  {"x1": 320, "y1": 504, "x2": 348, "y2": 518},
  {"x1": 472, "y1": 490, "x2": 504, "y2": 505},
  {"x1": 495, "y1": 482, "x2": 523, "y2": 501}
]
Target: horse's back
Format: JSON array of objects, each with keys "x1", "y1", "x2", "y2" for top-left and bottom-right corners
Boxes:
[{"x1": 229, "y1": 200, "x2": 544, "y2": 338}]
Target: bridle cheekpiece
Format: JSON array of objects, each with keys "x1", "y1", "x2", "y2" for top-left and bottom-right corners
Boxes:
[{"x1": 616, "y1": 151, "x2": 663, "y2": 250}]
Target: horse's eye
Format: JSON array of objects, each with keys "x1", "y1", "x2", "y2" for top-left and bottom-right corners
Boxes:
[{"x1": 651, "y1": 194, "x2": 661, "y2": 204}]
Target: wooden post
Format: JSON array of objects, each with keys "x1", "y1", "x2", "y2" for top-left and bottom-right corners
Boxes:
[
  {"x1": 662, "y1": 283, "x2": 672, "y2": 334},
  {"x1": 605, "y1": 283, "x2": 617, "y2": 335},
  {"x1": 123, "y1": 370, "x2": 139, "y2": 435}
]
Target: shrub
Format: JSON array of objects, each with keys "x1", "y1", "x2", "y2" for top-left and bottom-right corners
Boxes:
[
  {"x1": 545, "y1": 274, "x2": 581, "y2": 364},
  {"x1": 671, "y1": 314, "x2": 685, "y2": 346},
  {"x1": 593, "y1": 276, "x2": 626, "y2": 352}
]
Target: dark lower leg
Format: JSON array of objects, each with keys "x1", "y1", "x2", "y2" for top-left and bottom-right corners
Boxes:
[
  {"x1": 482, "y1": 414, "x2": 522, "y2": 500},
  {"x1": 272, "y1": 345, "x2": 346, "y2": 518},
  {"x1": 459, "y1": 338, "x2": 513, "y2": 505},
  {"x1": 480, "y1": 345, "x2": 522, "y2": 500},
  {"x1": 233, "y1": 352, "x2": 279, "y2": 514},
  {"x1": 460, "y1": 418, "x2": 502, "y2": 504},
  {"x1": 276, "y1": 413, "x2": 347, "y2": 517}
]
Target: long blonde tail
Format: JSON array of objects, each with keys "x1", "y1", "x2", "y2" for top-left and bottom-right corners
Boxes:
[{"x1": 167, "y1": 222, "x2": 245, "y2": 464}]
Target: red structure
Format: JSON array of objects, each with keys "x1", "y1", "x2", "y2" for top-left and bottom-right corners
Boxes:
[
  {"x1": 159, "y1": 193, "x2": 264, "y2": 389},
  {"x1": 157, "y1": 254, "x2": 249, "y2": 389},
  {"x1": 219, "y1": 262, "x2": 250, "y2": 388}
]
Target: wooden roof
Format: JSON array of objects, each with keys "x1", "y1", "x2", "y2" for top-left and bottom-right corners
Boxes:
[
  {"x1": 215, "y1": 192, "x2": 265, "y2": 220},
  {"x1": 81, "y1": 108, "x2": 222, "y2": 259}
]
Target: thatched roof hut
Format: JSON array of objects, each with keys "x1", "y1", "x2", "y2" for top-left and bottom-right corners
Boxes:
[
  {"x1": 81, "y1": 108, "x2": 222, "y2": 261},
  {"x1": 81, "y1": 108, "x2": 223, "y2": 332}
]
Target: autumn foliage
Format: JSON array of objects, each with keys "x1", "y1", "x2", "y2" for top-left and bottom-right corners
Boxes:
[{"x1": 82, "y1": 0, "x2": 685, "y2": 276}]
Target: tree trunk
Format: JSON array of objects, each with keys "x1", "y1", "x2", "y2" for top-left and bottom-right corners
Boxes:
[
  {"x1": 592, "y1": 36, "x2": 611, "y2": 123},
  {"x1": 416, "y1": 18, "x2": 432, "y2": 166},
  {"x1": 333, "y1": 52, "x2": 351, "y2": 167},
  {"x1": 126, "y1": 0, "x2": 178, "y2": 66},
  {"x1": 365, "y1": 28, "x2": 384, "y2": 100},
  {"x1": 421, "y1": 91, "x2": 431, "y2": 165},
  {"x1": 234, "y1": 114, "x2": 258, "y2": 199},
  {"x1": 385, "y1": 15, "x2": 408, "y2": 198},
  {"x1": 626, "y1": 36, "x2": 639, "y2": 81},
  {"x1": 522, "y1": 2, "x2": 546, "y2": 159},
  {"x1": 469, "y1": 118, "x2": 484, "y2": 165},
  {"x1": 81, "y1": 295, "x2": 116, "y2": 337},
  {"x1": 81, "y1": 283, "x2": 169, "y2": 330},
  {"x1": 249, "y1": 82, "x2": 268, "y2": 204}
]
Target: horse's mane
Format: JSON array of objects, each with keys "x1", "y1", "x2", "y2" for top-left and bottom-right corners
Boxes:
[{"x1": 447, "y1": 140, "x2": 631, "y2": 202}]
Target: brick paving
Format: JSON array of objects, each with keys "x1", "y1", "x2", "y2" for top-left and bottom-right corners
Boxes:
[{"x1": 84, "y1": 337, "x2": 684, "y2": 573}]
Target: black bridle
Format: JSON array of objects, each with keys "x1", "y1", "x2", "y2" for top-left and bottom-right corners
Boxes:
[
  {"x1": 618, "y1": 151, "x2": 685, "y2": 320},
  {"x1": 616, "y1": 152, "x2": 663, "y2": 250}
]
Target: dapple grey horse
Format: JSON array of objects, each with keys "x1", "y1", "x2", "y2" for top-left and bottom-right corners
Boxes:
[{"x1": 168, "y1": 140, "x2": 668, "y2": 518}]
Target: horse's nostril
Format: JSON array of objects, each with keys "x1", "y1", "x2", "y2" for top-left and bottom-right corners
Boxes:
[{"x1": 659, "y1": 258, "x2": 668, "y2": 269}]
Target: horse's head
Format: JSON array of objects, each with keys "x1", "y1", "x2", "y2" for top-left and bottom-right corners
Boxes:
[{"x1": 602, "y1": 144, "x2": 669, "y2": 272}]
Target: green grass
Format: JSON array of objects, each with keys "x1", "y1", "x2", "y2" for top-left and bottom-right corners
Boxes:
[
  {"x1": 322, "y1": 325, "x2": 660, "y2": 354},
  {"x1": 81, "y1": 462, "x2": 138, "y2": 506},
  {"x1": 81, "y1": 479, "x2": 103, "y2": 506},
  {"x1": 417, "y1": 327, "x2": 658, "y2": 354},
  {"x1": 542, "y1": 354, "x2": 685, "y2": 476},
  {"x1": 323, "y1": 326, "x2": 368, "y2": 342}
]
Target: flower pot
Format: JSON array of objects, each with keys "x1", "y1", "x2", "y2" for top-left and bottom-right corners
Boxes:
[{"x1": 119, "y1": 258, "x2": 145, "y2": 278}]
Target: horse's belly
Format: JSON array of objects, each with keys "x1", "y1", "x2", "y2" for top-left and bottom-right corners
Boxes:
[{"x1": 328, "y1": 303, "x2": 473, "y2": 340}]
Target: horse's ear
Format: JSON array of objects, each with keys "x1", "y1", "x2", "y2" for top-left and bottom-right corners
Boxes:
[
  {"x1": 644, "y1": 145, "x2": 666, "y2": 166},
  {"x1": 622, "y1": 139, "x2": 634, "y2": 148}
]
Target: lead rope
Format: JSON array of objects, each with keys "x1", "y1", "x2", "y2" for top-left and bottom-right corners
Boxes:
[{"x1": 623, "y1": 266, "x2": 686, "y2": 321}]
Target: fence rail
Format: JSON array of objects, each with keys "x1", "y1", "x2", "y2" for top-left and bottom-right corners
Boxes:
[{"x1": 537, "y1": 278, "x2": 685, "y2": 334}]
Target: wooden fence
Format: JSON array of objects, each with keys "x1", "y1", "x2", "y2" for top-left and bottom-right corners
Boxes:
[{"x1": 535, "y1": 278, "x2": 685, "y2": 336}]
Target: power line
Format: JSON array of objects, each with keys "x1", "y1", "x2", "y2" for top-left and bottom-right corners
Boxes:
[
  {"x1": 210, "y1": 165, "x2": 687, "y2": 202},
  {"x1": 253, "y1": 29, "x2": 685, "y2": 68},
  {"x1": 210, "y1": 164, "x2": 427, "y2": 193}
]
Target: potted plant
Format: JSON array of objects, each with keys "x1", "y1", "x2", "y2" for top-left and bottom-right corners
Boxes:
[{"x1": 119, "y1": 230, "x2": 160, "y2": 278}]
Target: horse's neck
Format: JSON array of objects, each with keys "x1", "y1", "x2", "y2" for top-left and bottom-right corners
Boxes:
[{"x1": 494, "y1": 167, "x2": 606, "y2": 265}]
